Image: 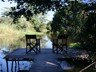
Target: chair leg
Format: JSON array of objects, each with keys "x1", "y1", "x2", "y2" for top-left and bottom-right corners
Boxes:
[
  {"x1": 52, "y1": 46, "x2": 55, "y2": 53},
  {"x1": 35, "y1": 47, "x2": 39, "y2": 54},
  {"x1": 27, "y1": 48, "x2": 37, "y2": 54},
  {"x1": 37, "y1": 46, "x2": 41, "y2": 53},
  {"x1": 33, "y1": 48, "x2": 38, "y2": 54}
]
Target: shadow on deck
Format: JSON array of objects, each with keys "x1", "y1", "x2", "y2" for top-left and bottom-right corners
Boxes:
[
  {"x1": 29, "y1": 48, "x2": 63, "y2": 72},
  {"x1": 4, "y1": 48, "x2": 64, "y2": 72}
]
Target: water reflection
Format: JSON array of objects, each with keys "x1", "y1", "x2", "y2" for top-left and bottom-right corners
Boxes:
[
  {"x1": 44, "y1": 35, "x2": 52, "y2": 48},
  {"x1": 0, "y1": 48, "x2": 32, "y2": 72}
]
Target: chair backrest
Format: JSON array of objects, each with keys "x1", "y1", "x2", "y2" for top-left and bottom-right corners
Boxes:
[
  {"x1": 26, "y1": 35, "x2": 36, "y2": 39},
  {"x1": 51, "y1": 34, "x2": 58, "y2": 39},
  {"x1": 58, "y1": 34, "x2": 68, "y2": 39},
  {"x1": 25, "y1": 35, "x2": 37, "y2": 53},
  {"x1": 58, "y1": 34, "x2": 68, "y2": 45}
]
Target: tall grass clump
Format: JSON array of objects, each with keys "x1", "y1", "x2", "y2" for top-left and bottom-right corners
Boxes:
[{"x1": 0, "y1": 16, "x2": 47, "y2": 50}]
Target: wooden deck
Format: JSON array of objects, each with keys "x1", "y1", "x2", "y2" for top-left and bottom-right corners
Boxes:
[
  {"x1": 29, "y1": 48, "x2": 63, "y2": 72},
  {"x1": 4, "y1": 48, "x2": 90, "y2": 72},
  {"x1": 4, "y1": 48, "x2": 64, "y2": 72}
]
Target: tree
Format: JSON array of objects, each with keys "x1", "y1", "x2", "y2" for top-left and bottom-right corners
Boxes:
[
  {"x1": 1, "y1": 0, "x2": 96, "y2": 23},
  {"x1": 0, "y1": 0, "x2": 84, "y2": 21},
  {"x1": 1, "y1": 0, "x2": 96, "y2": 18},
  {"x1": 79, "y1": 12, "x2": 96, "y2": 51},
  {"x1": 51, "y1": 1, "x2": 89, "y2": 42},
  {"x1": 29, "y1": 14, "x2": 47, "y2": 32}
]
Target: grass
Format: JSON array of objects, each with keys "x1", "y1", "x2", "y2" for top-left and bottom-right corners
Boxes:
[
  {"x1": 0, "y1": 24, "x2": 19, "y2": 48},
  {"x1": 0, "y1": 23, "x2": 45, "y2": 50},
  {"x1": 69, "y1": 42, "x2": 82, "y2": 49}
]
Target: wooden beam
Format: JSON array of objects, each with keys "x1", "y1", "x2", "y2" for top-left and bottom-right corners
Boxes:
[{"x1": 80, "y1": 62, "x2": 96, "y2": 72}]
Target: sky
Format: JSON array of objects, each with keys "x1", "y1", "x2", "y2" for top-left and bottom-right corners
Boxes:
[
  {"x1": 0, "y1": 0, "x2": 54, "y2": 22},
  {"x1": 46, "y1": 11, "x2": 54, "y2": 21},
  {"x1": 0, "y1": 0, "x2": 17, "y2": 16}
]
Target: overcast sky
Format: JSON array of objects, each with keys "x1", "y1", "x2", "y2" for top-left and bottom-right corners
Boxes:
[{"x1": 0, "y1": 0, "x2": 17, "y2": 16}]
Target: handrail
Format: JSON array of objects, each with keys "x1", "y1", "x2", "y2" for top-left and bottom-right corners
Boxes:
[{"x1": 79, "y1": 62, "x2": 96, "y2": 72}]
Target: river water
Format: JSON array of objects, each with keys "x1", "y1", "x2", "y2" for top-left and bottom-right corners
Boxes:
[{"x1": 0, "y1": 36, "x2": 73, "y2": 72}]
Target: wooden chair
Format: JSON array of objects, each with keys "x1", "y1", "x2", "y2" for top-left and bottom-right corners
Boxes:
[
  {"x1": 57, "y1": 34, "x2": 68, "y2": 53},
  {"x1": 26, "y1": 35, "x2": 40, "y2": 54},
  {"x1": 52, "y1": 34, "x2": 68, "y2": 54}
]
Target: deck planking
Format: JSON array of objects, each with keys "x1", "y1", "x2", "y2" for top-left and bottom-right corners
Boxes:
[
  {"x1": 4, "y1": 48, "x2": 89, "y2": 72},
  {"x1": 29, "y1": 48, "x2": 64, "y2": 72},
  {"x1": 4, "y1": 48, "x2": 64, "y2": 72}
]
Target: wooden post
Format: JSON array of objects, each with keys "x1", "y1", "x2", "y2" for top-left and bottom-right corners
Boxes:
[
  {"x1": 15, "y1": 61, "x2": 17, "y2": 72},
  {"x1": 6, "y1": 60, "x2": 9, "y2": 72},
  {"x1": 17, "y1": 60, "x2": 20, "y2": 71},
  {"x1": 11, "y1": 61, "x2": 13, "y2": 72}
]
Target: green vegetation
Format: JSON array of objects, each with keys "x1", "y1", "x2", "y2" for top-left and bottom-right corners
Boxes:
[
  {"x1": 69, "y1": 43, "x2": 81, "y2": 49},
  {"x1": 49, "y1": 1, "x2": 96, "y2": 52},
  {"x1": 79, "y1": 13, "x2": 96, "y2": 52},
  {"x1": 0, "y1": 15, "x2": 47, "y2": 50},
  {"x1": 0, "y1": 0, "x2": 96, "y2": 71}
]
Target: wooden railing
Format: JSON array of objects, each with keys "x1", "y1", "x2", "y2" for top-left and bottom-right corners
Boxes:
[{"x1": 80, "y1": 62, "x2": 96, "y2": 72}]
